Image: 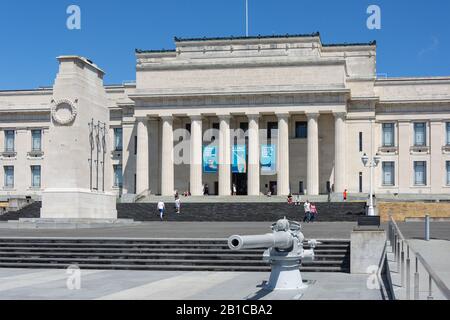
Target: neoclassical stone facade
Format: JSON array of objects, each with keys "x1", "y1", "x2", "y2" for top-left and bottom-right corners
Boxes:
[{"x1": 1, "y1": 33, "x2": 450, "y2": 199}]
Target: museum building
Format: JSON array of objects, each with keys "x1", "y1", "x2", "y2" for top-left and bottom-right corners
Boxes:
[{"x1": 1, "y1": 33, "x2": 450, "y2": 201}]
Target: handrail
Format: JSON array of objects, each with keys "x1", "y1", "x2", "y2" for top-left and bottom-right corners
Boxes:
[
  {"x1": 415, "y1": 252, "x2": 450, "y2": 299},
  {"x1": 377, "y1": 241, "x2": 389, "y2": 299},
  {"x1": 388, "y1": 215, "x2": 450, "y2": 300}
]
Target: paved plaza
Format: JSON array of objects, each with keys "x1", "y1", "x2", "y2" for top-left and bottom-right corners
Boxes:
[{"x1": 0, "y1": 268, "x2": 382, "y2": 300}]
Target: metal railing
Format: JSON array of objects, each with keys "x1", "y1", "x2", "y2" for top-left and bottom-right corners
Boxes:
[{"x1": 388, "y1": 216, "x2": 450, "y2": 300}]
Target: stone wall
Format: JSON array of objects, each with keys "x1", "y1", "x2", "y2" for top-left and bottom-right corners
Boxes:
[{"x1": 378, "y1": 202, "x2": 450, "y2": 222}]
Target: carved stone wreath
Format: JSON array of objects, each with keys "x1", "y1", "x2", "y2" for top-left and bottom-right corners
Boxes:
[{"x1": 51, "y1": 99, "x2": 78, "y2": 125}]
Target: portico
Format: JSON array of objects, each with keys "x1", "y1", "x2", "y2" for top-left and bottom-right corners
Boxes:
[{"x1": 129, "y1": 109, "x2": 347, "y2": 197}]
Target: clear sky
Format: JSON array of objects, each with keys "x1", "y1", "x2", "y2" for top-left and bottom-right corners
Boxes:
[{"x1": 0, "y1": 0, "x2": 449, "y2": 89}]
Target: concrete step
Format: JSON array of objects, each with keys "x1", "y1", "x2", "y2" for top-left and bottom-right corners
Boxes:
[
  {"x1": 0, "y1": 251, "x2": 347, "y2": 261},
  {"x1": 0, "y1": 237, "x2": 350, "y2": 273},
  {"x1": 0, "y1": 256, "x2": 347, "y2": 266},
  {"x1": 0, "y1": 262, "x2": 345, "y2": 272},
  {"x1": 0, "y1": 201, "x2": 366, "y2": 222}
]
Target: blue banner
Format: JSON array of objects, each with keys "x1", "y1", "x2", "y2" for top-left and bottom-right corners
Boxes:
[
  {"x1": 232, "y1": 145, "x2": 247, "y2": 173},
  {"x1": 261, "y1": 144, "x2": 276, "y2": 175},
  {"x1": 203, "y1": 145, "x2": 218, "y2": 173}
]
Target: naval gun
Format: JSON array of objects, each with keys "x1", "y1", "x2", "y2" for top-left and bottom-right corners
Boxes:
[{"x1": 228, "y1": 218, "x2": 319, "y2": 290}]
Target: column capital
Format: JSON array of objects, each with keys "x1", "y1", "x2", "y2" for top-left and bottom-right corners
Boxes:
[
  {"x1": 305, "y1": 112, "x2": 320, "y2": 120},
  {"x1": 246, "y1": 113, "x2": 261, "y2": 120},
  {"x1": 135, "y1": 117, "x2": 148, "y2": 124},
  {"x1": 160, "y1": 115, "x2": 173, "y2": 122},
  {"x1": 189, "y1": 114, "x2": 203, "y2": 121},
  {"x1": 275, "y1": 112, "x2": 290, "y2": 119},
  {"x1": 333, "y1": 112, "x2": 347, "y2": 119},
  {"x1": 217, "y1": 114, "x2": 232, "y2": 121}
]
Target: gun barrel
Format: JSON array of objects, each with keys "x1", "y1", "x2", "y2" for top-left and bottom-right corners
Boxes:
[{"x1": 228, "y1": 232, "x2": 293, "y2": 250}]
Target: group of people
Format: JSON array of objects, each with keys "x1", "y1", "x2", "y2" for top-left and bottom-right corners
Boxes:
[
  {"x1": 302, "y1": 200, "x2": 317, "y2": 223},
  {"x1": 156, "y1": 191, "x2": 182, "y2": 221},
  {"x1": 287, "y1": 194, "x2": 318, "y2": 222}
]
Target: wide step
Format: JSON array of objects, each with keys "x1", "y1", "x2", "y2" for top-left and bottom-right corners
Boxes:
[{"x1": 0, "y1": 238, "x2": 350, "y2": 273}]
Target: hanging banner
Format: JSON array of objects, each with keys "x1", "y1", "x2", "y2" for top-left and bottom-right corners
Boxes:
[
  {"x1": 232, "y1": 145, "x2": 247, "y2": 173},
  {"x1": 203, "y1": 145, "x2": 218, "y2": 173},
  {"x1": 261, "y1": 144, "x2": 276, "y2": 175}
]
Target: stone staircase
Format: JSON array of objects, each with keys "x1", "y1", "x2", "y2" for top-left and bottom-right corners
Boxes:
[
  {"x1": 0, "y1": 238, "x2": 350, "y2": 272},
  {"x1": 0, "y1": 201, "x2": 366, "y2": 222}
]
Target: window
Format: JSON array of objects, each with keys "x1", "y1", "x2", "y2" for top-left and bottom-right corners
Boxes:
[
  {"x1": 113, "y1": 165, "x2": 123, "y2": 188},
  {"x1": 134, "y1": 136, "x2": 137, "y2": 155},
  {"x1": 414, "y1": 161, "x2": 427, "y2": 186},
  {"x1": 4, "y1": 130, "x2": 15, "y2": 152},
  {"x1": 359, "y1": 132, "x2": 363, "y2": 152},
  {"x1": 237, "y1": 122, "x2": 248, "y2": 141},
  {"x1": 114, "y1": 128, "x2": 123, "y2": 151},
  {"x1": 211, "y1": 123, "x2": 220, "y2": 141},
  {"x1": 359, "y1": 172, "x2": 363, "y2": 193},
  {"x1": 31, "y1": 130, "x2": 42, "y2": 151},
  {"x1": 382, "y1": 123, "x2": 394, "y2": 147},
  {"x1": 295, "y1": 122, "x2": 307, "y2": 139},
  {"x1": 447, "y1": 161, "x2": 450, "y2": 186},
  {"x1": 446, "y1": 123, "x2": 450, "y2": 146},
  {"x1": 267, "y1": 122, "x2": 278, "y2": 139},
  {"x1": 31, "y1": 165, "x2": 41, "y2": 188},
  {"x1": 414, "y1": 123, "x2": 426, "y2": 146},
  {"x1": 382, "y1": 162, "x2": 395, "y2": 186},
  {"x1": 239, "y1": 122, "x2": 248, "y2": 132},
  {"x1": 4, "y1": 166, "x2": 14, "y2": 188}
]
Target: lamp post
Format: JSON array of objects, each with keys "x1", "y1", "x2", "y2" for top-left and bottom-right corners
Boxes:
[{"x1": 361, "y1": 153, "x2": 381, "y2": 216}]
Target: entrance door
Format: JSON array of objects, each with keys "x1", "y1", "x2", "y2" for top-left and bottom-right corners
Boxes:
[
  {"x1": 232, "y1": 173, "x2": 247, "y2": 195},
  {"x1": 299, "y1": 181, "x2": 304, "y2": 195},
  {"x1": 270, "y1": 181, "x2": 277, "y2": 196}
]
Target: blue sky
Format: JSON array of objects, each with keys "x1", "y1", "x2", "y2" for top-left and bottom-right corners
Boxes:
[{"x1": 0, "y1": 0, "x2": 449, "y2": 89}]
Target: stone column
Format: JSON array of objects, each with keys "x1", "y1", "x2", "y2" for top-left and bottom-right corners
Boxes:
[
  {"x1": 136, "y1": 117, "x2": 149, "y2": 195},
  {"x1": 161, "y1": 116, "x2": 174, "y2": 196},
  {"x1": 398, "y1": 121, "x2": 410, "y2": 193},
  {"x1": 277, "y1": 113, "x2": 290, "y2": 196},
  {"x1": 218, "y1": 115, "x2": 231, "y2": 196},
  {"x1": 148, "y1": 118, "x2": 160, "y2": 195},
  {"x1": 334, "y1": 112, "x2": 347, "y2": 193},
  {"x1": 430, "y1": 120, "x2": 442, "y2": 193},
  {"x1": 190, "y1": 115, "x2": 203, "y2": 196},
  {"x1": 247, "y1": 113, "x2": 260, "y2": 196},
  {"x1": 121, "y1": 122, "x2": 135, "y2": 194},
  {"x1": 307, "y1": 112, "x2": 320, "y2": 195}
]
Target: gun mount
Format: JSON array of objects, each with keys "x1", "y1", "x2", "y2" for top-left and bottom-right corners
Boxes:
[{"x1": 228, "y1": 218, "x2": 318, "y2": 290}]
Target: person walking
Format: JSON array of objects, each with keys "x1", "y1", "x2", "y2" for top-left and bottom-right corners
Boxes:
[
  {"x1": 175, "y1": 197, "x2": 181, "y2": 214},
  {"x1": 157, "y1": 201, "x2": 165, "y2": 221},
  {"x1": 294, "y1": 194, "x2": 300, "y2": 206},
  {"x1": 310, "y1": 203, "x2": 318, "y2": 222},
  {"x1": 343, "y1": 189, "x2": 348, "y2": 201},
  {"x1": 232, "y1": 183, "x2": 237, "y2": 196},
  {"x1": 303, "y1": 200, "x2": 311, "y2": 223}
]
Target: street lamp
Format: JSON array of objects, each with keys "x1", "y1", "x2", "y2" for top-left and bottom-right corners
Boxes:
[{"x1": 361, "y1": 152, "x2": 381, "y2": 216}]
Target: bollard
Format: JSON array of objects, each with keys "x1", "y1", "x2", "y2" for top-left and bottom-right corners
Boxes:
[
  {"x1": 406, "y1": 246, "x2": 411, "y2": 300},
  {"x1": 414, "y1": 257, "x2": 419, "y2": 300},
  {"x1": 427, "y1": 274, "x2": 433, "y2": 300},
  {"x1": 425, "y1": 214, "x2": 430, "y2": 241},
  {"x1": 401, "y1": 242, "x2": 405, "y2": 287},
  {"x1": 393, "y1": 234, "x2": 397, "y2": 257}
]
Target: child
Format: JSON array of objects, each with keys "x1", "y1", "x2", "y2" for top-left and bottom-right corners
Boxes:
[{"x1": 310, "y1": 203, "x2": 318, "y2": 222}]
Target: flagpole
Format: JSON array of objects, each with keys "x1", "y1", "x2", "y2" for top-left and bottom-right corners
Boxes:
[{"x1": 246, "y1": 0, "x2": 249, "y2": 36}]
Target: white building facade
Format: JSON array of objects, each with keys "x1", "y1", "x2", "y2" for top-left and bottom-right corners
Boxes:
[{"x1": 1, "y1": 33, "x2": 450, "y2": 199}]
